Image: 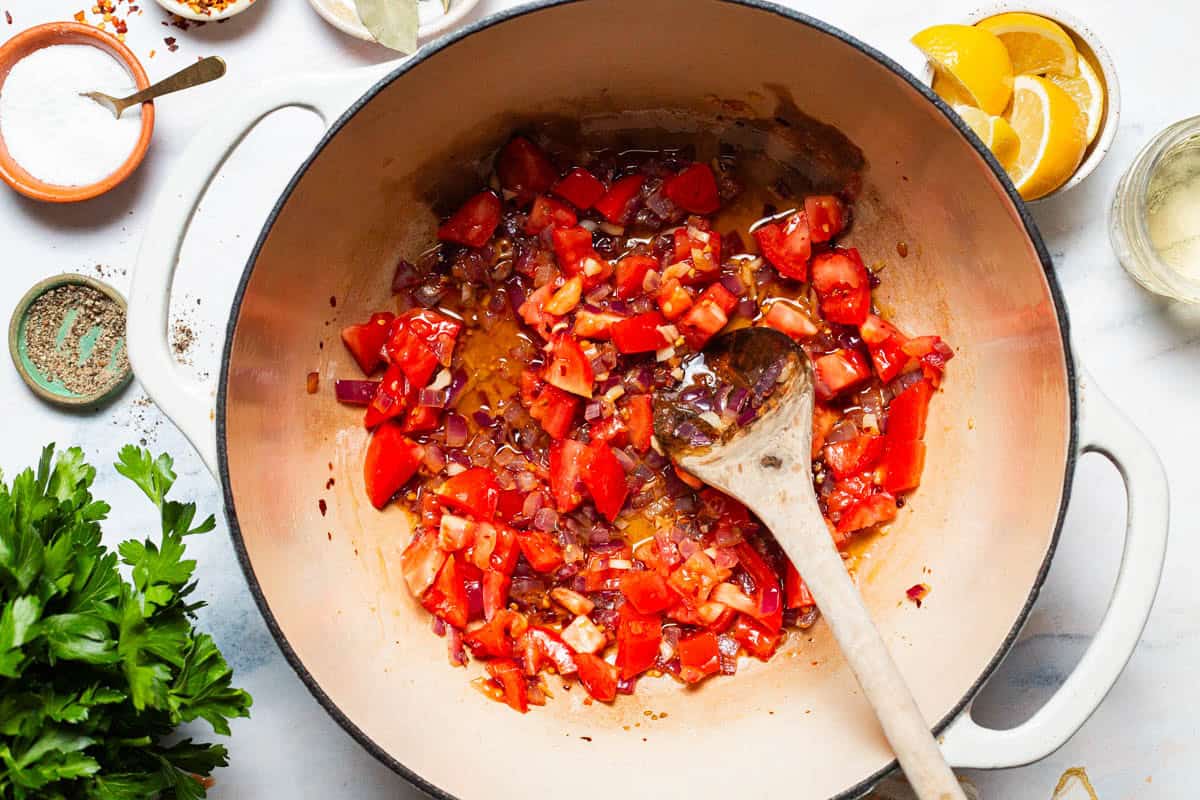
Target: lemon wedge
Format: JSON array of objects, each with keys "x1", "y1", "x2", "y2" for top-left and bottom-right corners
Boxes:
[
  {"x1": 976, "y1": 12, "x2": 1078, "y2": 77},
  {"x1": 932, "y1": 72, "x2": 974, "y2": 107},
  {"x1": 912, "y1": 24, "x2": 1014, "y2": 116},
  {"x1": 953, "y1": 105, "x2": 1021, "y2": 171},
  {"x1": 1006, "y1": 75, "x2": 1088, "y2": 199},
  {"x1": 1045, "y1": 56, "x2": 1105, "y2": 145}
]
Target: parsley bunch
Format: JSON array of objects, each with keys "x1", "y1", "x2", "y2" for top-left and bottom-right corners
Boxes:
[{"x1": 0, "y1": 445, "x2": 252, "y2": 799}]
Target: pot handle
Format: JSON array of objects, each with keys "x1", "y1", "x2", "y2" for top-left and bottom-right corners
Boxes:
[
  {"x1": 127, "y1": 64, "x2": 395, "y2": 476},
  {"x1": 940, "y1": 368, "x2": 1168, "y2": 768}
]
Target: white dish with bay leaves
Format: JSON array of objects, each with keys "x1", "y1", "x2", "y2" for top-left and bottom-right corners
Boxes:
[{"x1": 309, "y1": 0, "x2": 482, "y2": 49}]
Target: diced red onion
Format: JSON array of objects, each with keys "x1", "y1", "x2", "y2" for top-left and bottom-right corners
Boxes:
[
  {"x1": 473, "y1": 410, "x2": 494, "y2": 428},
  {"x1": 719, "y1": 273, "x2": 744, "y2": 295},
  {"x1": 516, "y1": 470, "x2": 540, "y2": 492},
  {"x1": 419, "y1": 388, "x2": 447, "y2": 408},
  {"x1": 584, "y1": 401, "x2": 603, "y2": 421},
  {"x1": 447, "y1": 627, "x2": 467, "y2": 666},
  {"x1": 533, "y1": 506, "x2": 559, "y2": 532},
  {"x1": 616, "y1": 676, "x2": 639, "y2": 695},
  {"x1": 523, "y1": 492, "x2": 545, "y2": 517},
  {"x1": 679, "y1": 538, "x2": 701, "y2": 559},
  {"x1": 431, "y1": 616, "x2": 446, "y2": 636},
  {"x1": 422, "y1": 444, "x2": 446, "y2": 473},
  {"x1": 445, "y1": 413, "x2": 469, "y2": 447},
  {"x1": 392, "y1": 259, "x2": 421, "y2": 292},
  {"x1": 334, "y1": 379, "x2": 379, "y2": 406},
  {"x1": 673, "y1": 420, "x2": 714, "y2": 447},
  {"x1": 759, "y1": 586, "x2": 782, "y2": 617},
  {"x1": 445, "y1": 368, "x2": 468, "y2": 406},
  {"x1": 734, "y1": 298, "x2": 757, "y2": 319},
  {"x1": 612, "y1": 447, "x2": 636, "y2": 473},
  {"x1": 446, "y1": 449, "x2": 472, "y2": 468},
  {"x1": 608, "y1": 299, "x2": 629, "y2": 315},
  {"x1": 414, "y1": 281, "x2": 447, "y2": 308},
  {"x1": 826, "y1": 418, "x2": 861, "y2": 445},
  {"x1": 713, "y1": 547, "x2": 740, "y2": 568},
  {"x1": 586, "y1": 283, "x2": 612, "y2": 303},
  {"x1": 737, "y1": 405, "x2": 758, "y2": 426}
]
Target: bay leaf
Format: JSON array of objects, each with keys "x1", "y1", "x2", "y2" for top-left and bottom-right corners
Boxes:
[{"x1": 355, "y1": 0, "x2": 419, "y2": 54}]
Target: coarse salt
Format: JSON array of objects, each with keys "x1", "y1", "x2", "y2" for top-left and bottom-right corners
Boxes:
[{"x1": 0, "y1": 44, "x2": 141, "y2": 187}]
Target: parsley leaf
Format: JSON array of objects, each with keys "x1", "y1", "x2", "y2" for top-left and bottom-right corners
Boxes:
[{"x1": 0, "y1": 446, "x2": 251, "y2": 798}]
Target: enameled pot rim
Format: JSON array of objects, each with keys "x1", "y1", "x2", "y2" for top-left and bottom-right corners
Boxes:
[{"x1": 214, "y1": 2, "x2": 1079, "y2": 797}]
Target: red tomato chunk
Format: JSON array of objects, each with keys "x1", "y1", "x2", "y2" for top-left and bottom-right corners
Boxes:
[{"x1": 332, "y1": 134, "x2": 951, "y2": 712}]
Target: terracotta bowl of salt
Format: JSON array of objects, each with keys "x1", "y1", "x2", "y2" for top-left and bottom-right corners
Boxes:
[{"x1": 0, "y1": 21, "x2": 154, "y2": 203}]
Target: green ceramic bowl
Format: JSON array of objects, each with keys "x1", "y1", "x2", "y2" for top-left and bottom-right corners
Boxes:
[{"x1": 9, "y1": 274, "x2": 133, "y2": 407}]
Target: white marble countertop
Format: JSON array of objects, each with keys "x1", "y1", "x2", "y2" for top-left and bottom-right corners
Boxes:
[{"x1": 0, "y1": 0, "x2": 1190, "y2": 797}]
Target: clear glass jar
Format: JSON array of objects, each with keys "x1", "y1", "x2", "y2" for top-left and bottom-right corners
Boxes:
[{"x1": 1110, "y1": 115, "x2": 1200, "y2": 303}]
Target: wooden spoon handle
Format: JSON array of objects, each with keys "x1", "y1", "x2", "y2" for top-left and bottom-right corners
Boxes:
[{"x1": 761, "y1": 506, "x2": 965, "y2": 800}]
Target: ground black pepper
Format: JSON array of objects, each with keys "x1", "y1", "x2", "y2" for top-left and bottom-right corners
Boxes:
[{"x1": 24, "y1": 285, "x2": 128, "y2": 396}]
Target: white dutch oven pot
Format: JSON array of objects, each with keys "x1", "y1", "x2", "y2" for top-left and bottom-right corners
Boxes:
[{"x1": 128, "y1": 2, "x2": 1167, "y2": 797}]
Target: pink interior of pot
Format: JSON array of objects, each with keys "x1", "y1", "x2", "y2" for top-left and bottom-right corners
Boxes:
[{"x1": 220, "y1": 1, "x2": 1071, "y2": 797}]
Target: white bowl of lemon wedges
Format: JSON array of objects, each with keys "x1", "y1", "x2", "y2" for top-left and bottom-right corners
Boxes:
[{"x1": 912, "y1": 5, "x2": 1118, "y2": 201}]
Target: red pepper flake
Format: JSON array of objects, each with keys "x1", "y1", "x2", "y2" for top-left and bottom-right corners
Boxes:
[
  {"x1": 164, "y1": 35, "x2": 179, "y2": 52},
  {"x1": 306, "y1": 371, "x2": 320, "y2": 394},
  {"x1": 148, "y1": 49, "x2": 156, "y2": 58},
  {"x1": 114, "y1": 17, "x2": 127, "y2": 33},
  {"x1": 318, "y1": 498, "x2": 328, "y2": 517},
  {"x1": 329, "y1": 295, "x2": 337, "y2": 308},
  {"x1": 906, "y1": 583, "x2": 931, "y2": 607},
  {"x1": 5, "y1": 11, "x2": 12, "y2": 24},
  {"x1": 74, "y1": 10, "x2": 86, "y2": 22},
  {"x1": 325, "y1": 477, "x2": 335, "y2": 490}
]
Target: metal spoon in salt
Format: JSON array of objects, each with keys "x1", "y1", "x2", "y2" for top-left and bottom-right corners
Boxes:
[
  {"x1": 81, "y1": 56, "x2": 226, "y2": 119},
  {"x1": 654, "y1": 327, "x2": 966, "y2": 800}
]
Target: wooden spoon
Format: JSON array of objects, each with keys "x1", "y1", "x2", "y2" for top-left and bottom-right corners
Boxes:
[{"x1": 654, "y1": 327, "x2": 965, "y2": 800}]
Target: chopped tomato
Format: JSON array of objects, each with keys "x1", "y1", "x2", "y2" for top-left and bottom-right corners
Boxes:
[
  {"x1": 437, "y1": 467, "x2": 500, "y2": 520},
  {"x1": 668, "y1": 550, "x2": 726, "y2": 608},
  {"x1": 734, "y1": 542, "x2": 783, "y2": 633},
  {"x1": 761, "y1": 300, "x2": 818, "y2": 341},
  {"x1": 402, "y1": 404, "x2": 441, "y2": 433},
  {"x1": 582, "y1": 441, "x2": 629, "y2": 522},
  {"x1": 463, "y1": 608, "x2": 525, "y2": 658},
  {"x1": 804, "y1": 195, "x2": 847, "y2": 242},
  {"x1": 671, "y1": 223, "x2": 722, "y2": 267},
  {"x1": 341, "y1": 311, "x2": 394, "y2": 375},
  {"x1": 888, "y1": 380, "x2": 933, "y2": 440},
  {"x1": 624, "y1": 394, "x2": 654, "y2": 453},
  {"x1": 811, "y1": 248, "x2": 871, "y2": 325},
  {"x1": 620, "y1": 570, "x2": 675, "y2": 614},
  {"x1": 551, "y1": 166, "x2": 606, "y2": 209},
  {"x1": 664, "y1": 163, "x2": 720, "y2": 214},
  {"x1": 521, "y1": 626, "x2": 578, "y2": 675},
  {"x1": 422, "y1": 554, "x2": 470, "y2": 629},
  {"x1": 784, "y1": 561, "x2": 815, "y2": 610},
  {"x1": 616, "y1": 604, "x2": 663, "y2": 680},
  {"x1": 879, "y1": 438, "x2": 926, "y2": 494},
  {"x1": 517, "y1": 284, "x2": 559, "y2": 341},
  {"x1": 575, "y1": 653, "x2": 618, "y2": 702},
  {"x1": 860, "y1": 314, "x2": 910, "y2": 382},
  {"x1": 837, "y1": 493, "x2": 899, "y2": 534},
  {"x1": 902, "y1": 336, "x2": 955, "y2": 385},
  {"x1": 524, "y1": 195, "x2": 577, "y2": 234},
  {"x1": 593, "y1": 174, "x2": 645, "y2": 223},
  {"x1": 363, "y1": 363, "x2": 413, "y2": 429},
  {"x1": 588, "y1": 415, "x2": 628, "y2": 448},
  {"x1": 573, "y1": 310, "x2": 624, "y2": 340},
  {"x1": 400, "y1": 530, "x2": 446, "y2": 597},
  {"x1": 438, "y1": 514, "x2": 475, "y2": 551},
  {"x1": 549, "y1": 439, "x2": 587, "y2": 512},
  {"x1": 614, "y1": 254, "x2": 658, "y2": 298},
  {"x1": 496, "y1": 136, "x2": 558, "y2": 203},
  {"x1": 753, "y1": 211, "x2": 811, "y2": 280},
  {"x1": 528, "y1": 380, "x2": 579, "y2": 439},
  {"x1": 732, "y1": 614, "x2": 781, "y2": 660},
  {"x1": 495, "y1": 490, "x2": 526, "y2": 525},
  {"x1": 656, "y1": 278, "x2": 694, "y2": 321},
  {"x1": 386, "y1": 309, "x2": 462, "y2": 384},
  {"x1": 516, "y1": 529, "x2": 565, "y2": 573},
  {"x1": 544, "y1": 333, "x2": 594, "y2": 398},
  {"x1": 438, "y1": 191, "x2": 502, "y2": 248},
  {"x1": 678, "y1": 283, "x2": 736, "y2": 350},
  {"x1": 611, "y1": 311, "x2": 670, "y2": 354},
  {"x1": 813, "y1": 348, "x2": 871, "y2": 400},
  {"x1": 363, "y1": 421, "x2": 423, "y2": 509},
  {"x1": 677, "y1": 631, "x2": 721, "y2": 683},
  {"x1": 480, "y1": 527, "x2": 520, "y2": 619},
  {"x1": 551, "y1": 225, "x2": 600, "y2": 276},
  {"x1": 823, "y1": 434, "x2": 885, "y2": 480},
  {"x1": 485, "y1": 658, "x2": 528, "y2": 713}
]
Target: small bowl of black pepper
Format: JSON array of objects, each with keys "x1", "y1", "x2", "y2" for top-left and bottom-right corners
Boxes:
[{"x1": 9, "y1": 274, "x2": 133, "y2": 407}]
